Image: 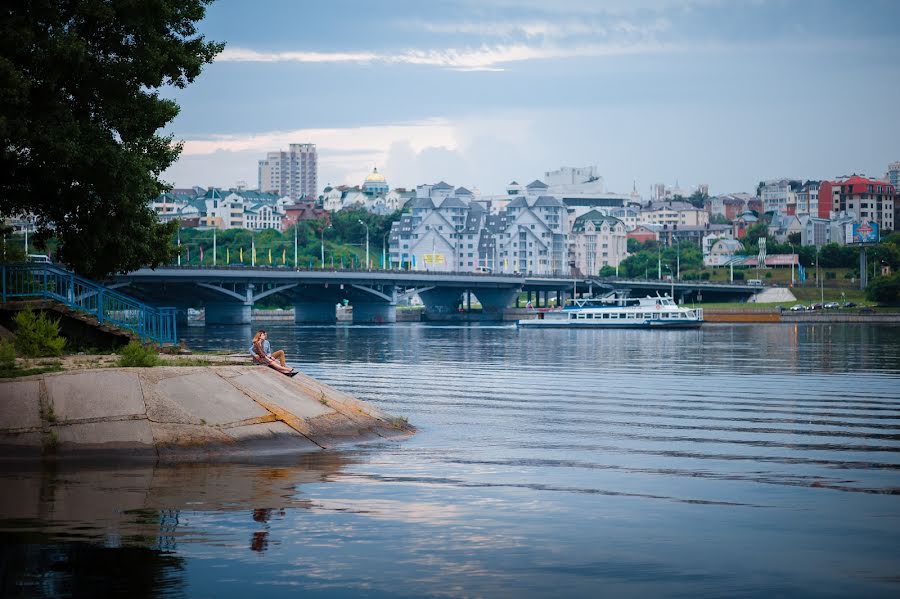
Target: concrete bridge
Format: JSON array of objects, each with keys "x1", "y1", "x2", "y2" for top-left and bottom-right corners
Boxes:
[{"x1": 114, "y1": 267, "x2": 759, "y2": 324}]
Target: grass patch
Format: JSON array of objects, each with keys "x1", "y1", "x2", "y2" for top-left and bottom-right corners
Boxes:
[
  {"x1": 388, "y1": 415, "x2": 409, "y2": 428},
  {"x1": 118, "y1": 341, "x2": 162, "y2": 367},
  {"x1": 167, "y1": 357, "x2": 213, "y2": 367},
  {"x1": 0, "y1": 365, "x2": 64, "y2": 379}
]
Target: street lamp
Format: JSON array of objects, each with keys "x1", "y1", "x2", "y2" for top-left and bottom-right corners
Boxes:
[
  {"x1": 358, "y1": 219, "x2": 369, "y2": 270},
  {"x1": 789, "y1": 243, "x2": 795, "y2": 286},
  {"x1": 664, "y1": 264, "x2": 674, "y2": 300},
  {"x1": 320, "y1": 223, "x2": 331, "y2": 268}
]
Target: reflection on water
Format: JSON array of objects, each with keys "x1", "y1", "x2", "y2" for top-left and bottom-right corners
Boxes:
[{"x1": 2, "y1": 323, "x2": 900, "y2": 597}]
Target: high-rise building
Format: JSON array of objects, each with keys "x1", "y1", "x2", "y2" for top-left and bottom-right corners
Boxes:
[
  {"x1": 818, "y1": 175, "x2": 895, "y2": 232},
  {"x1": 258, "y1": 143, "x2": 318, "y2": 201},
  {"x1": 886, "y1": 161, "x2": 900, "y2": 190}
]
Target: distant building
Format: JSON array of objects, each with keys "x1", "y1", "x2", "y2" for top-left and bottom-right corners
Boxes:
[
  {"x1": 759, "y1": 179, "x2": 802, "y2": 214},
  {"x1": 818, "y1": 175, "x2": 895, "y2": 232},
  {"x1": 795, "y1": 181, "x2": 820, "y2": 216},
  {"x1": 569, "y1": 211, "x2": 627, "y2": 275},
  {"x1": 258, "y1": 143, "x2": 318, "y2": 201},
  {"x1": 706, "y1": 193, "x2": 752, "y2": 221},
  {"x1": 639, "y1": 200, "x2": 709, "y2": 228},
  {"x1": 282, "y1": 201, "x2": 329, "y2": 229},
  {"x1": 704, "y1": 238, "x2": 743, "y2": 267},
  {"x1": 626, "y1": 225, "x2": 659, "y2": 245},
  {"x1": 361, "y1": 167, "x2": 389, "y2": 196}
]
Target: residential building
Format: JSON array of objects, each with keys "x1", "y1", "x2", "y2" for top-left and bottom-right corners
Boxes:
[
  {"x1": 706, "y1": 193, "x2": 751, "y2": 221},
  {"x1": 626, "y1": 225, "x2": 659, "y2": 245},
  {"x1": 639, "y1": 200, "x2": 709, "y2": 228},
  {"x1": 759, "y1": 179, "x2": 802, "y2": 214},
  {"x1": 886, "y1": 161, "x2": 900, "y2": 191},
  {"x1": 732, "y1": 212, "x2": 759, "y2": 240},
  {"x1": 799, "y1": 215, "x2": 830, "y2": 248},
  {"x1": 795, "y1": 181, "x2": 820, "y2": 216},
  {"x1": 704, "y1": 238, "x2": 744, "y2": 267},
  {"x1": 258, "y1": 143, "x2": 318, "y2": 201},
  {"x1": 282, "y1": 201, "x2": 329, "y2": 229},
  {"x1": 569, "y1": 211, "x2": 627, "y2": 276},
  {"x1": 768, "y1": 214, "x2": 802, "y2": 243},
  {"x1": 818, "y1": 175, "x2": 895, "y2": 232}
]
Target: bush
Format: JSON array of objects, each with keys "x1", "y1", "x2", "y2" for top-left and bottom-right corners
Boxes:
[
  {"x1": 700, "y1": 272, "x2": 711, "y2": 280},
  {"x1": 765, "y1": 272, "x2": 772, "y2": 278},
  {"x1": 13, "y1": 309, "x2": 66, "y2": 357},
  {"x1": 118, "y1": 341, "x2": 162, "y2": 367},
  {"x1": 733, "y1": 272, "x2": 745, "y2": 280},
  {"x1": 826, "y1": 271, "x2": 836, "y2": 280},
  {"x1": 0, "y1": 338, "x2": 16, "y2": 370},
  {"x1": 866, "y1": 273, "x2": 900, "y2": 305}
]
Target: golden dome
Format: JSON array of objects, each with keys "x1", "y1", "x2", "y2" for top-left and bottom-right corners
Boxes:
[{"x1": 364, "y1": 167, "x2": 386, "y2": 183}]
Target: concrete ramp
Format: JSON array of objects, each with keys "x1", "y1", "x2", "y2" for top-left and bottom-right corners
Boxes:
[
  {"x1": 748, "y1": 287, "x2": 797, "y2": 303},
  {"x1": 0, "y1": 366, "x2": 413, "y2": 459}
]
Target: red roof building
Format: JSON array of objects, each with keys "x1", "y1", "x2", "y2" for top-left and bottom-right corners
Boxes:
[
  {"x1": 282, "y1": 201, "x2": 330, "y2": 228},
  {"x1": 818, "y1": 175, "x2": 895, "y2": 232}
]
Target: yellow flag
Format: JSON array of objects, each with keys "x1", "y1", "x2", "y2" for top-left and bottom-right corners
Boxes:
[
  {"x1": 240, "y1": 247, "x2": 243, "y2": 263},
  {"x1": 282, "y1": 248, "x2": 287, "y2": 265},
  {"x1": 226, "y1": 247, "x2": 230, "y2": 264},
  {"x1": 268, "y1": 248, "x2": 272, "y2": 264}
]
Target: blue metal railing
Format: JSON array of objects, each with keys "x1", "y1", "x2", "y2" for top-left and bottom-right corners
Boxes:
[{"x1": 1, "y1": 263, "x2": 177, "y2": 345}]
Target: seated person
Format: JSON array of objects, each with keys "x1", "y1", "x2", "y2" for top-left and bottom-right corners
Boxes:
[{"x1": 249, "y1": 329, "x2": 296, "y2": 377}]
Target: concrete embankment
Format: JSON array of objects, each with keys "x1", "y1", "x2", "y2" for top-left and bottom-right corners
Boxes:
[
  {"x1": 0, "y1": 366, "x2": 413, "y2": 460},
  {"x1": 703, "y1": 309, "x2": 900, "y2": 323}
]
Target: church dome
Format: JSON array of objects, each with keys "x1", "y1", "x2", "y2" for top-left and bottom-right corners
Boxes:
[{"x1": 364, "y1": 168, "x2": 386, "y2": 183}]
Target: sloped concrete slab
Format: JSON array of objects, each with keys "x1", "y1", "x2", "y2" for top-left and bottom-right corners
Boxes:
[
  {"x1": 53, "y1": 419, "x2": 154, "y2": 452},
  {"x1": 154, "y1": 371, "x2": 269, "y2": 426},
  {"x1": 150, "y1": 422, "x2": 234, "y2": 449},
  {"x1": 228, "y1": 369, "x2": 334, "y2": 419},
  {"x1": 223, "y1": 421, "x2": 321, "y2": 451},
  {"x1": 47, "y1": 371, "x2": 145, "y2": 422},
  {"x1": 0, "y1": 380, "x2": 41, "y2": 429}
]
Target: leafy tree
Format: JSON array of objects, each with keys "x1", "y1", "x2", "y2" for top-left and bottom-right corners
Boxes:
[
  {"x1": 0, "y1": 1, "x2": 223, "y2": 279},
  {"x1": 866, "y1": 273, "x2": 900, "y2": 305},
  {"x1": 13, "y1": 308, "x2": 66, "y2": 357},
  {"x1": 710, "y1": 214, "x2": 731, "y2": 225},
  {"x1": 744, "y1": 223, "x2": 770, "y2": 248},
  {"x1": 787, "y1": 232, "x2": 802, "y2": 245},
  {"x1": 687, "y1": 190, "x2": 708, "y2": 209}
]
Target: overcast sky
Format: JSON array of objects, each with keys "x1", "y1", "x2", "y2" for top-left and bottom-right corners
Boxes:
[{"x1": 161, "y1": 0, "x2": 900, "y2": 196}]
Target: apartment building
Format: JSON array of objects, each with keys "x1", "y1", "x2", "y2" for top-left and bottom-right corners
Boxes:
[{"x1": 258, "y1": 143, "x2": 318, "y2": 201}]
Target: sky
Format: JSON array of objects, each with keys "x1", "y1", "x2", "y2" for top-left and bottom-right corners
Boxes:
[{"x1": 161, "y1": 0, "x2": 900, "y2": 197}]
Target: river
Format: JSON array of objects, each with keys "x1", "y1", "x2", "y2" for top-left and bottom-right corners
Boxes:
[{"x1": 2, "y1": 322, "x2": 899, "y2": 597}]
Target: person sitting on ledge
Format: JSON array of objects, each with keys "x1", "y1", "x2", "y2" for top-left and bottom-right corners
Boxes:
[{"x1": 250, "y1": 329, "x2": 297, "y2": 377}]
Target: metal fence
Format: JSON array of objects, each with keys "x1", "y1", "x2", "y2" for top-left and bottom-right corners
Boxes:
[{"x1": 1, "y1": 263, "x2": 177, "y2": 345}]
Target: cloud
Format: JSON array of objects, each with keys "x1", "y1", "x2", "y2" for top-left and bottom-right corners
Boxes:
[{"x1": 218, "y1": 40, "x2": 679, "y2": 71}]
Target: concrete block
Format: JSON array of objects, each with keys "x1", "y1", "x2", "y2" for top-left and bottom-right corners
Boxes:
[
  {"x1": 46, "y1": 371, "x2": 145, "y2": 422},
  {"x1": 0, "y1": 380, "x2": 41, "y2": 430},
  {"x1": 223, "y1": 421, "x2": 320, "y2": 451},
  {"x1": 154, "y1": 371, "x2": 270, "y2": 426},
  {"x1": 228, "y1": 369, "x2": 334, "y2": 420}
]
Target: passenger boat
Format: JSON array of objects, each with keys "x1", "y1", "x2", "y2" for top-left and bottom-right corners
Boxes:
[{"x1": 517, "y1": 293, "x2": 703, "y2": 329}]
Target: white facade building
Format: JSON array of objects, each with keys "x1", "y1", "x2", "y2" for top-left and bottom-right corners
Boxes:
[
  {"x1": 569, "y1": 211, "x2": 627, "y2": 275},
  {"x1": 258, "y1": 143, "x2": 318, "y2": 201}
]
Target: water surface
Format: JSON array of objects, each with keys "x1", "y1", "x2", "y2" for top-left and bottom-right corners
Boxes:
[{"x1": 2, "y1": 323, "x2": 899, "y2": 597}]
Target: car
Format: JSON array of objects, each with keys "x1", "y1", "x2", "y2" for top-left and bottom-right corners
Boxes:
[
  {"x1": 473, "y1": 266, "x2": 492, "y2": 274},
  {"x1": 842, "y1": 302, "x2": 856, "y2": 308},
  {"x1": 859, "y1": 307, "x2": 875, "y2": 315},
  {"x1": 824, "y1": 302, "x2": 840, "y2": 309},
  {"x1": 810, "y1": 303, "x2": 824, "y2": 310},
  {"x1": 789, "y1": 304, "x2": 806, "y2": 311},
  {"x1": 747, "y1": 279, "x2": 763, "y2": 286},
  {"x1": 27, "y1": 254, "x2": 51, "y2": 264}
]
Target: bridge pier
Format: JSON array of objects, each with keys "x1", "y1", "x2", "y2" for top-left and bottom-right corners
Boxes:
[
  {"x1": 205, "y1": 302, "x2": 252, "y2": 325},
  {"x1": 294, "y1": 301, "x2": 337, "y2": 324},
  {"x1": 418, "y1": 288, "x2": 462, "y2": 319},
  {"x1": 353, "y1": 302, "x2": 397, "y2": 324},
  {"x1": 474, "y1": 289, "x2": 518, "y2": 317}
]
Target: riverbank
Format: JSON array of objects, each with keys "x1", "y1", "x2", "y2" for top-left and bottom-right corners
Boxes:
[{"x1": 0, "y1": 363, "x2": 414, "y2": 460}]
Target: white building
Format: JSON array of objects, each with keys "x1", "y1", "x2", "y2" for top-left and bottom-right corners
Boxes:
[
  {"x1": 569, "y1": 211, "x2": 628, "y2": 275},
  {"x1": 639, "y1": 201, "x2": 709, "y2": 228},
  {"x1": 258, "y1": 143, "x2": 318, "y2": 201},
  {"x1": 759, "y1": 179, "x2": 801, "y2": 214}
]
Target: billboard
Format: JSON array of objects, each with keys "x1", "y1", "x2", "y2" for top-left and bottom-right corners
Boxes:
[
  {"x1": 851, "y1": 221, "x2": 879, "y2": 244},
  {"x1": 423, "y1": 253, "x2": 445, "y2": 265}
]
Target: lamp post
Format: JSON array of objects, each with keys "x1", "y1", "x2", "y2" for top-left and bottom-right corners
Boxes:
[
  {"x1": 320, "y1": 224, "x2": 330, "y2": 268},
  {"x1": 358, "y1": 219, "x2": 369, "y2": 270},
  {"x1": 657, "y1": 242, "x2": 662, "y2": 279},
  {"x1": 789, "y1": 243, "x2": 795, "y2": 286},
  {"x1": 665, "y1": 264, "x2": 674, "y2": 300}
]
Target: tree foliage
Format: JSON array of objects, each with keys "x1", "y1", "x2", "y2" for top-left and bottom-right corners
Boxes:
[
  {"x1": 0, "y1": 1, "x2": 223, "y2": 279},
  {"x1": 866, "y1": 272, "x2": 900, "y2": 305}
]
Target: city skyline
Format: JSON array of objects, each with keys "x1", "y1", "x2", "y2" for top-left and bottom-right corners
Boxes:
[{"x1": 160, "y1": 0, "x2": 900, "y2": 195}]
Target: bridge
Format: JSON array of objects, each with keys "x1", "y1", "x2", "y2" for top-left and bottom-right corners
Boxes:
[{"x1": 115, "y1": 267, "x2": 761, "y2": 324}]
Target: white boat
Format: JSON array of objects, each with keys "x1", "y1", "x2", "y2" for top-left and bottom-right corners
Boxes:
[{"x1": 517, "y1": 293, "x2": 703, "y2": 329}]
